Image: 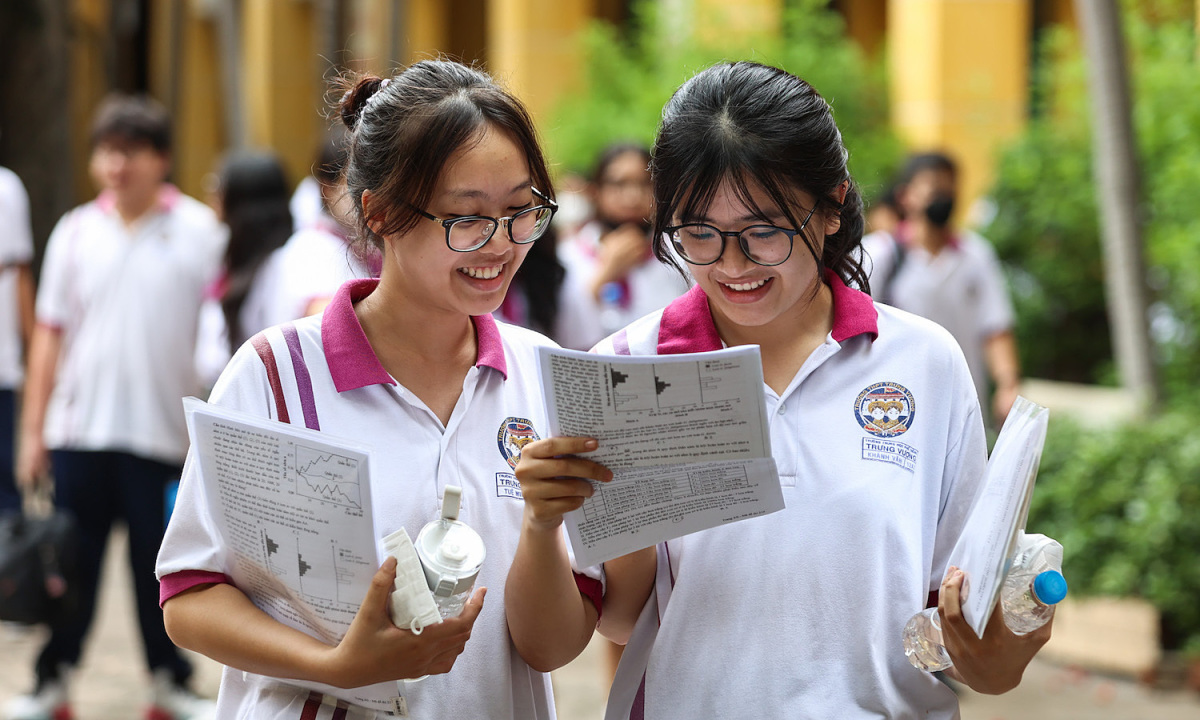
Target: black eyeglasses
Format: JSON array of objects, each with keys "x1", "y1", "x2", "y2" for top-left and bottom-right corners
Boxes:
[
  {"x1": 414, "y1": 187, "x2": 558, "y2": 252},
  {"x1": 664, "y1": 204, "x2": 818, "y2": 267}
]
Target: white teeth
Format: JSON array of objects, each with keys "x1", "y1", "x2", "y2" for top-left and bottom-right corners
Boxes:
[
  {"x1": 725, "y1": 279, "x2": 768, "y2": 292},
  {"x1": 461, "y1": 266, "x2": 502, "y2": 280}
]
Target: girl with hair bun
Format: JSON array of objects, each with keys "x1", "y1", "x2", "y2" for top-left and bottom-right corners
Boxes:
[
  {"x1": 507, "y1": 61, "x2": 1052, "y2": 718},
  {"x1": 157, "y1": 59, "x2": 572, "y2": 718}
]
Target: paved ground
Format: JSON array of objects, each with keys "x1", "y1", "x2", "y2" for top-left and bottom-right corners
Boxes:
[{"x1": 1, "y1": 528, "x2": 1196, "y2": 719}]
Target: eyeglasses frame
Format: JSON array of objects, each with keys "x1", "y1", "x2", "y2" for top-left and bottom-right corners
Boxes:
[
  {"x1": 413, "y1": 186, "x2": 559, "y2": 253},
  {"x1": 665, "y1": 203, "x2": 819, "y2": 267}
]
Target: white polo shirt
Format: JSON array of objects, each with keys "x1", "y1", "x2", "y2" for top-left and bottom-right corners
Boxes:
[
  {"x1": 268, "y1": 218, "x2": 378, "y2": 325},
  {"x1": 0, "y1": 166, "x2": 33, "y2": 388},
  {"x1": 36, "y1": 187, "x2": 223, "y2": 464},
  {"x1": 594, "y1": 275, "x2": 987, "y2": 720},
  {"x1": 556, "y1": 221, "x2": 692, "y2": 350},
  {"x1": 861, "y1": 228, "x2": 1014, "y2": 409},
  {"x1": 158, "y1": 279, "x2": 557, "y2": 719}
]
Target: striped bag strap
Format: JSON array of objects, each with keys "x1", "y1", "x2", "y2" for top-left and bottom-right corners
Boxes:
[{"x1": 249, "y1": 323, "x2": 320, "y2": 431}]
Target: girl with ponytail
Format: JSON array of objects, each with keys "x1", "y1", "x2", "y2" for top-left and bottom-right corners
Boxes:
[
  {"x1": 507, "y1": 62, "x2": 1051, "y2": 718},
  {"x1": 157, "y1": 59, "x2": 569, "y2": 718}
]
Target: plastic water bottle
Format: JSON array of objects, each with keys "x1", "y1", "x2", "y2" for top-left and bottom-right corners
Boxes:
[
  {"x1": 902, "y1": 532, "x2": 1068, "y2": 672},
  {"x1": 1000, "y1": 533, "x2": 1069, "y2": 634},
  {"x1": 413, "y1": 486, "x2": 485, "y2": 618}
]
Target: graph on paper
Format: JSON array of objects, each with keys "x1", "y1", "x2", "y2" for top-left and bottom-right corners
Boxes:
[{"x1": 294, "y1": 445, "x2": 362, "y2": 509}]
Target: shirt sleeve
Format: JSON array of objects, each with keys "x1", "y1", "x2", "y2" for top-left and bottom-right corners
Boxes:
[
  {"x1": 0, "y1": 171, "x2": 33, "y2": 265},
  {"x1": 971, "y1": 234, "x2": 1016, "y2": 337},
  {"x1": 35, "y1": 209, "x2": 83, "y2": 328}
]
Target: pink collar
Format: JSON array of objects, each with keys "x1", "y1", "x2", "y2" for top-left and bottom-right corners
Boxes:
[
  {"x1": 96, "y1": 184, "x2": 181, "y2": 215},
  {"x1": 656, "y1": 269, "x2": 878, "y2": 354},
  {"x1": 322, "y1": 279, "x2": 508, "y2": 392}
]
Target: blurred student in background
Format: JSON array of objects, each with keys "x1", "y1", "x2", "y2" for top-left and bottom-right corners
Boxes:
[
  {"x1": 8, "y1": 93, "x2": 220, "y2": 720},
  {"x1": 195, "y1": 151, "x2": 294, "y2": 388},
  {"x1": 271, "y1": 132, "x2": 380, "y2": 322},
  {"x1": 0, "y1": 154, "x2": 35, "y2": 517},
  {"x1": 556, "y1": 142, "x2": 690, "y2": 350},
  {"x1": 861, "y1": 152, "x2": 1020, "y2": 427}
]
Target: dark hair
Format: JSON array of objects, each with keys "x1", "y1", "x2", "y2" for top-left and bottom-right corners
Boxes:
[
  {"x1": 335, "y1": 59, "x2": 554, "y2": 251},
  {"x1": 217, "y1": 151, "x2": 293, "y2": 349},
  {"x1": 511, "y1": 224, "x2": 565, "y2": 334},
  {"x1": 897, "y1": 151, "x2": 958, "y2": 186},
  {"x1": 650, "y1": 62, "x2": 867, "y2": 291},
  {"x1": 314, "y1": 129, "x2": 349, "y2": 186},
  {"x1": 90, "y1": 93, "x2": 171, "y2": 153},
  {"x1": 590, "y1": 141, "x2": 652, "y2": 185}
]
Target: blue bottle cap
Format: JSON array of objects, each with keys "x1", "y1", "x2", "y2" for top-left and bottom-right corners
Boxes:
[{"x1": 1032, "y1": 570, "x2": 1068, "y2": 605}]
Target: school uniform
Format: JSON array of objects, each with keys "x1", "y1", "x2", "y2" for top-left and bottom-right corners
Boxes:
[
  {"x1": 556, "y1": 221, "x2": 691, "y2": 350},
  {"x1": 861, "y1": 227, "x2": 1015, "y2": 411},
  {"x1": 593, "y1": 274, "x2": 987, "y2": 720},
  {"x1": 32, "y1": 185, "x2": 223, "y2": 686},
  {"x1": 267, "y1": 217, "x2": 379, "y2": 325},
  {"x1": 0, "y1": 167, "x2": 33, "y2": 513},
  {"x1": 158, "y1": 278, "x2": 558, "y2": 719},
  {"x1": 195, "y1": 216, "x2": 379, "y2": 387}
]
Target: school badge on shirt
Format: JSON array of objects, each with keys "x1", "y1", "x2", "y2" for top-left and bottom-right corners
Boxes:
[
  {"x1": 854, "y1": 382, "x2": 918, "y2": 473},
  {"x1": 495, "y1": 417, "x2": 540, "y2": 499}
]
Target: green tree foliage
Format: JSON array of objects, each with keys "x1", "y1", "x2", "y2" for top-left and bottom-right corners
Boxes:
[
  {"x1": 544, "y1": 0, "x2": 901, "y2": 197},
  {"x1": 985, "y1": 16, "x2": 1200, "y2": 396},
  {"x1": 1030, "y1": 413, "x2": 1200, "y2": 652}
]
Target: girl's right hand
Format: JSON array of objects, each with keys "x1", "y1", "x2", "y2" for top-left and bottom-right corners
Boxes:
[
  {"x1": 326, "y1": 558, "x2": 486, "y2": 686},
  {"x1": 515, "y1": 437, "x2": 613, "y2": 533}
]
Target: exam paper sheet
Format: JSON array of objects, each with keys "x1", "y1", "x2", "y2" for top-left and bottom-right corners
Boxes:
[
  {"x1": 183, "y1": 397, "x2": 406, "y2": 715},
  {"x1": 945, "y1": 396, "x2": 1050, "y2": 638},
  {"x1": 537, "y1": 346, "x2": 784, "y2": 567}
]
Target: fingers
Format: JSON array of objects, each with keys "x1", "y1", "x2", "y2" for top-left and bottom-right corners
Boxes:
[
  {"x1": 361, "y1": 557, "x2": 398, "y2": 620},
  {"x1": 938, "y1": 566, "x2": 965, "y2": 625},
  {"x1": 520, "y1": 436, "x2": 599, "y2": 461}
]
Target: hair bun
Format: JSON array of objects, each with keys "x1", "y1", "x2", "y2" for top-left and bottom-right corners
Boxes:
[{"x1": 339, "y1": 76, "x2": 387, "y2": 130}]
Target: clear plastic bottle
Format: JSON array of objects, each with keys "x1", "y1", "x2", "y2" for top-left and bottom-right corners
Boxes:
[
  {"x1": 902, "y1": 532, "x2": 1068, "y2": 672},
  {"x1": 999, "y1": 534, "x2": 1069, "y2": 635},
  {"x1": 414, "y1": 486, "x2": 486, "y2": 618},
  {"x1": 902, "y1": 607, "x2": 953, "y2": 672}
]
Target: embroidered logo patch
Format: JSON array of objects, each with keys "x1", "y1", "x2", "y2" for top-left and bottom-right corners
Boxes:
[
  {"x1": 497, "y1": 417, "x2": 539, "y2": 470},
  {"x1": 854, "y1": 382, "x2": 915, "y2": 438},
  {"x1": 855, "y1": 382, "x2": 918, "y2": 473}
]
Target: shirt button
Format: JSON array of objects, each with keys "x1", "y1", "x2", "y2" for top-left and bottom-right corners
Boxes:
[{"x1": 778, "y1": 403, "x2": 787, "y2": 415}]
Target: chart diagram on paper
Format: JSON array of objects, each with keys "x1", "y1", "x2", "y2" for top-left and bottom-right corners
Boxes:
[
  {"x1": 537, "y1": 346, "x2": 784, "y2": 567},
  {"x1": 293, "y1": 445, "x2": 362, "y2": 509}
]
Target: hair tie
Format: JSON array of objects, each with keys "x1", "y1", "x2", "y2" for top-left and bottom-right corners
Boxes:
[{"x1": 364, "y1": 77, "x2": 392, "y2": 114}]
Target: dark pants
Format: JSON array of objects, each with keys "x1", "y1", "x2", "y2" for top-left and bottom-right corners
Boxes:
[
  {"x1": 34, "y1": 450, "x2": 191, "y2": 686},
  {"x1": 0, "y1": 389, "x2": 18, "y2": 514}
]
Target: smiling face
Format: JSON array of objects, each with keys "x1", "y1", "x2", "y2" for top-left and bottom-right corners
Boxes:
[
  {"x1": 373, "y1": 124, "x2": 537, "y2": 319},
  {"x1": 681, "y1": 177, "x2": 839, "y2": 336}
]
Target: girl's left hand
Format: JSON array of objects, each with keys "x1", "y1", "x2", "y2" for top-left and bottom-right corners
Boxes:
[{"x1": 937, "y1": 565, "x2": 1052, "y2": 695}]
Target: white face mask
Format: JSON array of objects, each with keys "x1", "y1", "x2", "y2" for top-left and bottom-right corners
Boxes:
[{"x1": 381, "y1": 527, "x2": 443, "y2": 633}]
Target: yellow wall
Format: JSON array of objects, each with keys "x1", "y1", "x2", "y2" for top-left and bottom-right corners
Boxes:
[
  {"x1": 243, "y1": 0, "x2": 322, "y2": 187},
  {"x1": 70, "y1": 0, "x2": 112, "y2": 200},
  {"x1": 149, "y1": 1, "x2": 224, "y2": 201},
  {"x1": 836, "y1": 0, "x2": 888, "y2": 56},
  {"x1": 888, "y1": 0, "x2": 1030, "y2": 217},
  {"x1": 487, "y1": 0, "x2": 591, "y2": 123}
]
